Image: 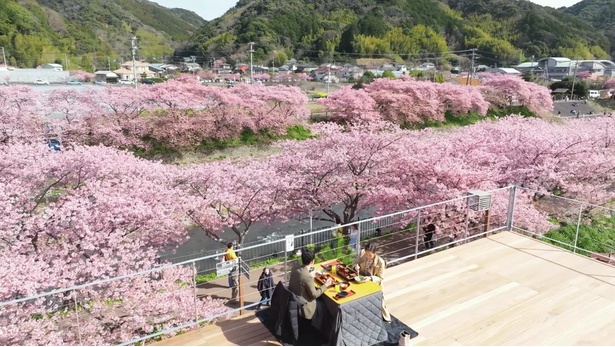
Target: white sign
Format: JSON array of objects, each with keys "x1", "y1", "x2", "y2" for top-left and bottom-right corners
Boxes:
[
  {"x1": 216, "y1": 259, "x2": 238, "y2": 276},
  {"x1": 285, "y1": 235, "x2": 295, "y2": 252}
]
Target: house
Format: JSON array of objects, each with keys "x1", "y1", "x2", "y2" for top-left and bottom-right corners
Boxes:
[
  {"x1": 113, "y1": 68, "x2": 135, "y2": 81},
  {"x1": 148, "y1": 64, "x2": 166, "y2": 78},
  {"x1": 94, "y1": 71, "x2": 119, "y2": 83},
  {"x1": 252, "y1": 66, "x2": 269, "y2": 74},
  {"x1": 119, "y1": 61, "x2": 152, "y2": 80},
  {"x1": 41, "y1": 63, "x2": 64, "y2": 71},
  {"x1": 181, "y1": 62, "x2": 202, "y2": 73},
  {"x1": 536, "y1": 57, "x2": 574, "y2": 80},
  {"x1": 491, "y1": 68, "x2": 522, "y2": 75},
  {"x1": 311, "y1": 66, "x2": 341, "y2": 82},
  {"x1": 551, "y1": 88, "x2": 571, "y2": 100}
]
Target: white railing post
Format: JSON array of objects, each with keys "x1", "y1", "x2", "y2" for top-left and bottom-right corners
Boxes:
[
  {"x1": 192, "y1": 261, "x2": 198, "y2": 322},
  {"x1": 506, "y1": 186, "x2": 517, "y2": 231},
  {"x1": 74, "y1": 294, "x2": 83, "y2": 346},
  {"x1": 415, "y1": 211, "x2": 421, "y2": 260},
  {"x1": 356, "y1": 221, "x2": 362, "y2": 254},
  {"x1": 573, "y1": 204, "x2": 584, "y2": 253}
]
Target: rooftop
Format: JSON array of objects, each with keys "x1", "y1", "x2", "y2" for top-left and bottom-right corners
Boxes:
[{"x1": 151, "y1": 231, "x2": 615, "y2": 346}]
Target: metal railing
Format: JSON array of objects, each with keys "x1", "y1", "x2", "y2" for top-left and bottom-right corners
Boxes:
[{"x1": 5, "y1": 185, "x2": 614, "y2": 345}]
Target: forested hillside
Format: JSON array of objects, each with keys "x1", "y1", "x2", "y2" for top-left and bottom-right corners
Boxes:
[
  {"x1": 0, "y1": 0, "x2": 205, "y2": 69},
  {"x1": 192, "y1": 0, "x2": 611, "y2": 66},
  {"x1": 566, "y1": 0, "x2": 615, "y2": 57}
]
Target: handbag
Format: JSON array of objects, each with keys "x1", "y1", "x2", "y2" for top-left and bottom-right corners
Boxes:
[{"x1": 398, "y1": 330, "x2": 411, "y2": 346}]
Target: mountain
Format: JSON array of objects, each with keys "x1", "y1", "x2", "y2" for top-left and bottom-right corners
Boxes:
[
  {"x1": 0, "y1": 0, "x2": 205, "y2": 69},
  {"x1": 565, "y1": 0, "x2": 615, "y2": 57},
  {"x1": 191, "y1": 0, "x2": 610, "y2": 67}
]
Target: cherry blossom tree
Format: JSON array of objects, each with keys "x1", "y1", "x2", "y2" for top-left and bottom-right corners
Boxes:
[
  {"x1": 0, "y1": 86, "x2": 44, "y2": 144},
  {"x1": 0, "y1": 144, "x2": 228, "y2": 345},
  {"x1": 318, "y1": 79, "x2": 489, "y2": 126},
  {"x1": 252, "y1": 73, "x2": 271, "y2": 81},
  {"x1": 199, "y1": 71, "x2": 218, "y2": 81},
  {"x1": 69, "y1": 70, "x2": 95, "y2": 82},
  {"x1": 272, "y1": 124, "x2": 409, "y2": 225},
  {"x1": 180, "y1": 159, "x2": 289, "y2": 245},
  {"x1": 479, "y1": 73, "x2": 553, "y2": 115}
]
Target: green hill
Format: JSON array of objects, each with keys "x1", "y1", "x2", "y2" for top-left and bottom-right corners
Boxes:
[
  {"x1": 191, "y1": 0, "x2": 610, "y2": 66},
  {"x1": 0, "y1": 0, "x2": 205, "y2": 69},
  {"x1": 565, "y1": 0, "x2": 615, "y2": 57}
]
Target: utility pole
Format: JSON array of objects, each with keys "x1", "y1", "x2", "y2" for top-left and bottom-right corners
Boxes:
[
  {"x1": 64, "y1": 53, "x2": 69, "y2": 71},
  {"x1": 107, "y1": 56, "x2": 111, "y2": 71},
  {"x1": 131, "y1": 37, "x2": 138, "y2": 89},
  {"x1": 248, "y1": 42, "x2": 255, "y2": 84},
  {"x1": 327, "y1": 62, "x2": 331, "y2": 96},
  {"x1": 571, "y1": 58, "x2": 579, "y2": 100},
  {"x1": 1, "y1": 47, "x2": 6, "y2": 68},
  {"x1": 466, "y1": 48, "x2": 477, "y2": 85}
]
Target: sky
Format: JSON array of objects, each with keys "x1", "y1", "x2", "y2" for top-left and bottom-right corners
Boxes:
[{"x1": 151, "y1": 0, "x2": 582, "y2": 21}]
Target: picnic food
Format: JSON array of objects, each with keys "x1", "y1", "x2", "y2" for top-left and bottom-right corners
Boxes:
[
  {"x1": 314, "y1": 272, "x2": 338, "y2": 286},
  {"x1": 336, "y1": 264, "x2": 358, "y2": 281}
]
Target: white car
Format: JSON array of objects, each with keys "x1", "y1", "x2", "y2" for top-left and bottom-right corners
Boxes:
[
  {"x1": 33, "y1": 79, "x2": 49, "y2": 85},
  {"x1": 118, "y1": 80, "x2": 135, "y2": 85}
]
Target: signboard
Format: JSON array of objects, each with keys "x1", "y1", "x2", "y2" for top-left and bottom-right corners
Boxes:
[
  {"x1": 239, "y1": 258, "x2": 251, "y2": 280},
  {"x1": 285, "y1": 235, "x2": 295, "y2": 252},
  {"x1": 216, "y1": 259, "x2": 238, "y2": 276}
]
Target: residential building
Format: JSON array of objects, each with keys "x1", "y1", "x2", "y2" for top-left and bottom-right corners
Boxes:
[
  {"x1": 490, "y1": 67, "x2": 522, "y2": 75},
  {"x1": 118, "y1": 61, "x2": 152, "y2": 80},
  {"x1": 41, "y1": 63, "x2": 64, "y2": 71}
]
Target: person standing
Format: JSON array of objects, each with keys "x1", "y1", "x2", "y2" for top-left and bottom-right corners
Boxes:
[
  {"x1": 224, "y1": 242, "x2": 239, "y2": 302},
  {"x1": 288, "y1": 248, "x2": 332, "y2": 320},
  {"x1": 348, "y1": 224, "x2": 359, "y2": 253},
  {"x1": 423, "y1": 220, "x2": 436, "y2": 250},
  {"x1": 256, "y1": 267, "x2": 274, "y2": 310}
]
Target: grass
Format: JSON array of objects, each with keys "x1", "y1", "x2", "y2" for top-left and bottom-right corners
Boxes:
[
  {"x1": 135, "y1": 125, "x2": 315, "y2": 161},
  {"x1": 543, "y1": 215, "x2": 615, "y2": 256},
  {"x1": 195, "y1": 256, "x2": 297, "y2": 284}
]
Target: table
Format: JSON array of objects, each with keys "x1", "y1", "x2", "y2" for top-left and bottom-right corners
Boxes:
[{"x1": 314, "y1": 259, "x2": 388, "y2": 346}]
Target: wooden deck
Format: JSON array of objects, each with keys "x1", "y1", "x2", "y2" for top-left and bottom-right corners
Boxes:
[{"x1": 151, "y1": 231, "x2": 615, "y2": 346}]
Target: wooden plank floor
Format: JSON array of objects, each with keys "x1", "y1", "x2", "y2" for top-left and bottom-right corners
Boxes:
[
  {"x1": 151, "y1": 231, "x2": 615, "y2": 346},
  {"x1": 149, "y1": 311, "x2": 281, "y2": 346},
  {"x1": 388, "y1": 231, "x2": 615, "y2": 346}
]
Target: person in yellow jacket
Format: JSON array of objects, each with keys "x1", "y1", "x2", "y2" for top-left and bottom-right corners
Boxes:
[
  {"x1": 224, "y1": 243, "x2": 239, "y2": 301},
  {"x1": 353, "y1": 243, "x2": 391, "y2": 322}
]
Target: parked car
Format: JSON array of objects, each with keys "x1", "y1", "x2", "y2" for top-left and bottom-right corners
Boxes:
[
  {"x1": 118, "y1": 79, "x2": 134, "y2": 85},
  {"x1": 66, "y1": 80, "x2": 82, "y2": 85},
  {"x1": 94, "y1": 80, "x2": 107, "y2": 85},
  {"x1": 33, "y1": 79, "x2": 50, "y2": 85},
  {"x1": 141, "y1": 79, "x2": 155, "y2": 85}
]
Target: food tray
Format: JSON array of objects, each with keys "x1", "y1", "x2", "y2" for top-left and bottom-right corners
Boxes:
[
  {"x1": 314, "y1": 272, "x2": 338, "y2": 286},
  {"x1": 334, "y1": 289, "x2": 356, "y2": 300},
  {"x1": 336, "y1": 264, "x2": 358, "y2": 281}
]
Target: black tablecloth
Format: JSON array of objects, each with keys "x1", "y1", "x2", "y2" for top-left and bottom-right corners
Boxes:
[{"x1": 318, "y1": 290, "x2": 388, "y2": 346}]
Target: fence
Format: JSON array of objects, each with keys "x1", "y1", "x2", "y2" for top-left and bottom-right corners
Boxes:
[
  {"x1": 511, "y1": 186, "x2": 615, "y2": 261},
  {"x1": 4, "y1": 185, "x2": 613, "y2": 346}
]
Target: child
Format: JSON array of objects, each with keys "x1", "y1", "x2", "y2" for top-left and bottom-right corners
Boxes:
[{"x1": 256, "y1": 267, "x2": 274, "y2": 310}]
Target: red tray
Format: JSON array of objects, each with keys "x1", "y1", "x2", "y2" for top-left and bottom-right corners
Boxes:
[
  {"x1": 314, "y1": 273, "x2": 338, "y2": 286},
  {"x1": 321, "y1": 259, "x2": 343, "y2": 268},
  {"x1": 334, "y1": 289, "x2": 356, "y2": 300},
  {"x1": 336, "y1": 265, "x2": 358, "y2": 281}
]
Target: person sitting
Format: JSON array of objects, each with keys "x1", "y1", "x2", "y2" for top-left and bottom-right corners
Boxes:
[
  {"x1": 353, "y1": 243, "x2": 391, "y2": 321},
  {"x1": 288, "y1": 248, "x2": 332, "y2": 320}
]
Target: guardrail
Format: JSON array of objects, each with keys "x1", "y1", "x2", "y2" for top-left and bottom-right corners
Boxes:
[{"x1": 11, "y1": 185, "x2": 595, "y2": 346}]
